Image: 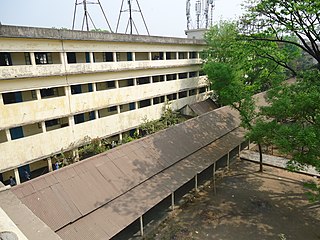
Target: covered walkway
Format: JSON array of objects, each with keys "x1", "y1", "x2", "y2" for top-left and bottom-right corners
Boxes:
[{"x1": 10, "y1": 105, "x2": 250, "y2": 239}]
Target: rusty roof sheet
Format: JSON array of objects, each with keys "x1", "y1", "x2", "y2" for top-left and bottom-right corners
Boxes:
[
  {"x1": 11, "y1": 105, "x2": 246, "y2": 239},
  {"x1": 189, "y1": 98, "x2": 219, "y2": 116}
]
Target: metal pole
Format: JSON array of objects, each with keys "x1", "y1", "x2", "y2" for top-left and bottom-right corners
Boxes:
[
  {"x1": 97, "y1": 0, "x2": 113, "y2": 32},
  {"x1": 72, "y1": 0, "x2": 78, "y2": 30},
  {"x1": 213, "y1": 162, "x2": 216, "y2": 195},
  {"x1": 128, "y1": 0, "x2": 133, "y2": 34},
  {"x1": 135, "y1": 0, "x2": 150, "y2": 35},
  {"x1": 116, "y1": 0, "x2": 125, "y2": 33},
  {"x1": 83, "y1": 0, "x2": 90, "y2": 31},
  {"x1": 195, "y1": 174, "x2": 198, "y2": 191},
  {"x1": 140, "y1": 216, "x2": 144, "y2": 236},
  {"x1": 171, "y1": 192, "x2": 175, "y2": 211},
  {"x1": 227, "y1": 151, "x2": 230, "y2": 169}
]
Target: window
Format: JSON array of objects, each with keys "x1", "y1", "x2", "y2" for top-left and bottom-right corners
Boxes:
[
  {"x1": 178, "y1": 91, "x2": 188, "y2": 98},
  {"x1": 139, "y1": 99, "x2": 151, "y2": 108},
  {"x1": 189, "y1": 89, "x2": 197, "y2": 96},
  {"x1": 189, "y1": 52, "x2": 198, "y2": 59},
  {"x1": 0, "y1": 53, "x2": 12, "y2": 66},
  {"x1": 45, "y1": 119, "x2": 59, "y2": 128},
  {"x1": 167, "y1": 93, "x2": 177, "y2": 101},
  {"x1": 108, "y1": 106, "x2": 117, "y2": 112},
  {"x1": 189, "y1": 71, "x2": 197, "y2": 78},
  {"x1": 2, "y1": 90, "x2": 37, "y2": 105},
  {"x1": 178, "y1": 73, "x2": 188, "y2": 79},
  {"x1": 10, "y1": 127, "x2": 24, "y2": 140},
  {"x1": 152, "y1": 75, "x2": 164, "y2": 83},
  {"x1": 153, "y1": 96, "x2": 165, "y2": 104},
  {"x1": 24, "y1": 53, "x2": 31, "y2": 65},
  {"x1": 40, "y1": 87, "x2": 65, "y2": 99},
  {"x1": 137, "y1": 77, "x2": 150, "y2": 85},
  {"x1": 199, "y1": 87, "x2": 206, "y2": 93},
  {"x1": 118, "y1": 79, "x2": 134, "y2": 88},
  {"x1": 35, "y1": 53, "x2": 52, "y2": 64},
  {"x1": 166, "y1": 74, "x2": 177, "y2": 81},
  {"x1": 178, "y1": 52, "x2": 188, "y2": 59},
  {"x1": 107, "y1": 81, "x2": 116, "y2": 88},
  {"x1": 67, "y1": 52, "x2": 77, "y2": 64},
  {"x1": 166, "y1": 52, "x2": 176, "y2": 60},
  {"x1": 104, "y1": 52, "x2": 113, "y2": 62}
]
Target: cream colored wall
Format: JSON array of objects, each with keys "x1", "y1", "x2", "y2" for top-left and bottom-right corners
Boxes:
[{"x1": 0, "y1": 35, "x2": 208, "y2": 173}]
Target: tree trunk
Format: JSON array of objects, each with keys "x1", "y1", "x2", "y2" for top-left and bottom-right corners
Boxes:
[{"x1": 258, "y1": 143, "x2": 263, "y2": 172}]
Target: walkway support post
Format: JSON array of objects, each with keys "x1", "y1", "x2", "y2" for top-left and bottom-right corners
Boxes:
[
  {"x1": 213, "y1": 162, "x2": 216, "y2": 195},
  {"x1": 171, "y1": 192, "x2": 175, "y2": 211},
  {"x1": 140, "y1": 216, "x2": 144, "y2": 236},
  {"x1": 195, "y1": 174, "x2": 198, "y2": 192},
  {"x1": 238, "y1": 144, "x2": 241, "y2": 158},
  {"x1": 227, "y1": 151, "x2": 230, "y2": 169}
]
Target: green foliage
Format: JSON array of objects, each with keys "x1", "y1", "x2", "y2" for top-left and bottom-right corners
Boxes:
[
  {"x1": 249, "y1": 70, "x2": 320, "y2": 170},
  {"x1": 79, "y1": 138, "x2": 106, "y2": 160},
  {"x1": 242, "y1": 0, "x2": 320, "y2": 68}
]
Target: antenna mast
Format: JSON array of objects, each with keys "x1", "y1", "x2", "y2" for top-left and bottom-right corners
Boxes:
[
  {"x1": 186, "y1": 0, "x2": 215, "y2": 30},
  {"x1": 116, "y1": 0, "x2": 150, "y2": 35},
  {"x1": 72, "y1": 0, "x2": 113, "y2": 32}
]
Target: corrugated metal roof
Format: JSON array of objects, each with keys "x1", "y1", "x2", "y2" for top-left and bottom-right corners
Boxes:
[
  {"x1": 189, "y1": 98, "x2": 219, "y2": 116},
  {"x1": 11, "y1": 104, "x2": 246, "y2": 239}
]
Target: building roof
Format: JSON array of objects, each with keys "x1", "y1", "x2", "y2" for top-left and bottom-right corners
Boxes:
[
  {"x1": 10, "y1": 105, "x2": 244, "y2": 239},
  {"x1": 0, "y1": 25, "x2": 205, "y2": 45},
  {"x1": 188, "y1": 98, "x2": 219, "y2": 116}
]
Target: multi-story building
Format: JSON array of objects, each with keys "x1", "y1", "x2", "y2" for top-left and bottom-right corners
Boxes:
[{"x1": 0, "y1": 25, "x2": 210, "y2": 185}]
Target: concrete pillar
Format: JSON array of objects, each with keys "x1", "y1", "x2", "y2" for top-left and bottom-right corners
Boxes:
[
  {"x1": 92, "y1": 82, "x2": 97, "y2": 91},
  {"x1": 0, "y1": 94, "x2": 3, "y2": 105},
  {"x1": 163, "y1": 52, "x2": 167, "y2": 60},
  {"x1": 227, "y1": 151, "x2": 230, "y2": 169},
  {"x1": 140, "y1": 216, "x2": 144, "y2": 236},
  {"x1": 14, "y1": 168, "x2": 20, "y2": 185},
  {"x1": 36, "y1": 89, "x2": 41, "y2": 100},
  {"x1": 176, "y1": 52, "x2": 179, "y2": 59},
  {"x1": 89, "y1": 52, "x2": 94, "y2": 63},
  {"x1": 94, "y1": 110, "x2": 99, "y2": 119},
  {"x1": 133, "y1": 78, "x2": 137, "y2": 86},
  {"x1": 117, "y1": 105, "x2": 121, "y2": 114},
  {"x1": 119, "y1": 133, "x2": 123, "y2": 143},
  {"x1": 148, "y1": 52, "x2": 152, "y2": 60},
  {"x1": 163, "y1": 75, "x2": 167, "y2": 81},
  {"x1": 171, "y1": 192, "x2": 175, "y2": 211},
  {"x1": 60, "y1": 52, "x2": 66, "y2": 65},
  {"x1": 47, "y1": 158, "x2": 53, "y2": 172},
  {"x1": 195, "y1": 174, "x2": 198, "y2": 192},
  {"x1": 41, "y1": 122, "x2": 46, "y2": 133},
  {"x1": 69, "y1": 116, "x2": 75, "y2": 126},
  {"x1": 30, "y1": 52, "x2": 36, "y2": 66},
  {"x1": 134, "y1": 102, "x2": 138, "y2": 110},
  {"x1": 115, "y1": 80, "x2": 119, "y2": 89},
  {"x1": 132, "y1": 52, "x2": 136, "y2": 61},
  {"x1": 113, "y1": 52, "x2": 117, "y2": 62},
  {"x1": 150, "y1": 98, "x2": 154, "y2": 106},
  {"x1": 5, "y1": 129, "x2": 11, "y2": 141}
]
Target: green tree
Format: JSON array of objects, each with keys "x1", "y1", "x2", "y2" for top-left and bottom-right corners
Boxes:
[
  {"x1": 203, "y1": 21, "x2": 291, "y2": 171},
  {"x1": 241, "y1": 0, "x2": 320, "y2": 68}
]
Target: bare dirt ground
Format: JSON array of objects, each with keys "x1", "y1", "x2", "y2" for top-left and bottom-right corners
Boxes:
[{"x1": 144, "y1": 160, "x2": 320, "y2": 240}]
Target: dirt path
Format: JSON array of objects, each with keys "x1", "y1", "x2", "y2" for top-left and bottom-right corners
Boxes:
[{"x1": 145, "y1": 160, "x2": 320, "y2": 240}]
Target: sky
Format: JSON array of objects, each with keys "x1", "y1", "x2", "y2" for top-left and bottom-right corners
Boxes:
[{"x1": 0, "y1": 0, "x2": 245, "y2": 37}]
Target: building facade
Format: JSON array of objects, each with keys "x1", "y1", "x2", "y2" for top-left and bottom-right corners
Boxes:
[{"x1": 0, "y1": 25, "x2": 210, "y2": 184}]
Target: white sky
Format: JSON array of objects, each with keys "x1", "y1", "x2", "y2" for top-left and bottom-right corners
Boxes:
[{"x1": 0, "y1": 0, "x2": 245, "y2": 37}]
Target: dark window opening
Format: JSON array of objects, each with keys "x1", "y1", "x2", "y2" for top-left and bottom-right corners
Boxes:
[
  {"x1": 152, "y1": 75, "x2": 165, "y2": 83},
  {"x1": 189, "y1": 71, "x2": 197, "y2": 78},
  {"x1": 178, "y1": 52, "x2": 188, "y2": 59},
  {"x1": 74, "y1": 113, "x2": 85, "y2": 124},
  {"x1": 139, "y1": 99, "x2": 151, "y2": 108},
  {"x1": 67, "y1": 52, "x2": 77, "y2": 64},
  {"x1": 178, "y1": 91, "x2": 188, "y2": 98},
  {"x1": 40, "y1": 87, "x2": 65, "y2": 99},
  {"x1": 127, "y1": 52, "x2": 133, "y2": 61},
  {"x1": 189, "y1": 52, "x2": 198, "y2": 59},
  {"x1": 105, "y1": 52, "x2": 113, "y2": 62},
  {"x1": 108, "y1": 106, "x2": 117, "y2": 112},
  {"x1": 137, "y1": 77, "x2": 150, "y2": 85},
  {"x1": 10, "y1": 127, "x2": 24, "y2": 140},
  {"x1": 199, "y1": 70, "x2": 206, "y2": 76},
  {"x1": 189, "y1": 89, "x2": 197, "y2": 96},
  {"x1": 2, "y1": 90, "x2": 36, "y2": 105},
  {"x1": 45, "y1": 119, "x2": 59, "y2": 128},
  {"x1": 166, "y1": 52, "x2": 176, "y2": 60},
  {"x1": 0, "y1": 53, "x2": 12, "y2": 66},
  {"x1": 167, "y1": 93, "x2": 177, "y2": 101},
  {"x1": 118, "y1": 79, "x2": 134, "y2": 88},
  {"x1": 166, "y1": 74, "x2": 177, "y2": 81},
  {"x1": 153, "y1": 96, "x2": 165, "y2": 105},
  {"x1": 178, "y1": 72, "x2": 188, "y2": 79},
  {"x1": 199, "y1": 87, "x2": 206, "y2": 93},
  {"x1": 74, "y1": 111, "x2": 95, "y2": 124},
  {"x1": 107, "y1": 81, "x2": 116, "y2": 89},
  {"x1": 24, "y1": 53, "x2": 31, "y2": 65}
]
